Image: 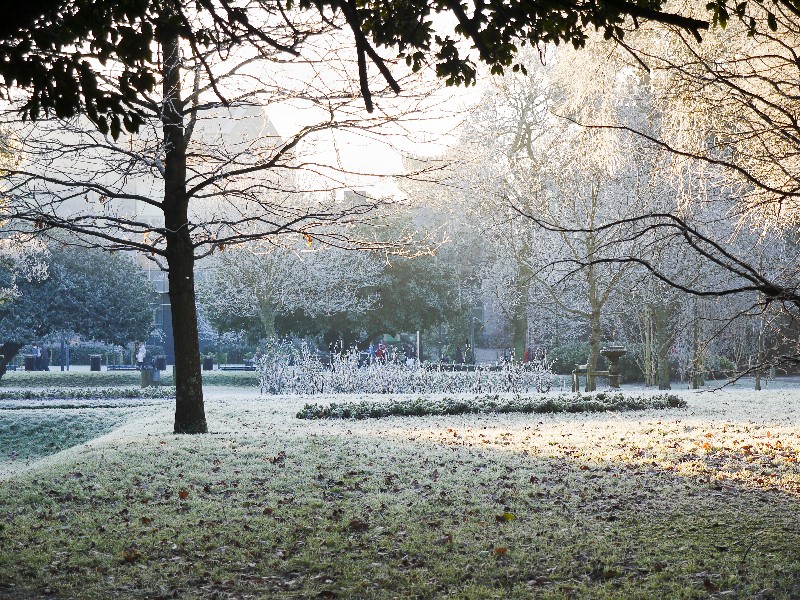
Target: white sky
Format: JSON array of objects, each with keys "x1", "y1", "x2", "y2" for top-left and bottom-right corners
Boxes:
[{"x1": 263, "y1": 76, "x2": 486, "y2": 196}]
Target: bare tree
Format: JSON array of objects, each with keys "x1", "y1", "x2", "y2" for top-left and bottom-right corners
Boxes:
[{"x1": 0, "y1": 8, "x2": 436, "y2": 432}]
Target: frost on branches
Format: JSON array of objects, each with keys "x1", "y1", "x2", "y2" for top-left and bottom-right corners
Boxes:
[
  {"x1": 256, "y1": 339, "x2": 554, "y2": 395},
  {"x1": 0, "y1": 236, "x2": 48, "y2": 305}
]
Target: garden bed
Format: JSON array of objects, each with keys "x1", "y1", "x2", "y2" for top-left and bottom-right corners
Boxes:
[
  {"x1": 0, "y1": 386, "x2": 175, "y2": 401},
  {"x1": 297, "y1": 391, "x2": 686, "y2": 419},
  {"x1": 0, "y1": 370, "x2": 257, "y2": 388}
]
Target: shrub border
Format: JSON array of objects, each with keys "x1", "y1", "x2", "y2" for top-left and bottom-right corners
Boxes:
[{"x1": 296, "y1": 392, "x2": 687, "y2": 420}]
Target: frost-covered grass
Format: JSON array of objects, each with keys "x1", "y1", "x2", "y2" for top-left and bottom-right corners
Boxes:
[
  {"x1": 297, "y1": 392, "x2": 685, "y2": 419},
  {"x1": 1, "y1": 387, "x2": 800, "y2": 598},
  {"x1": 0, "y1": 406, "x2": 150, "y2": 473}
]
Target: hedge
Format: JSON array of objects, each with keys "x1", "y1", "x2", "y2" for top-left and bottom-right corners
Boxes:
[{"x1": 296, "y1": 392, "x2": 686, "y2": 420}]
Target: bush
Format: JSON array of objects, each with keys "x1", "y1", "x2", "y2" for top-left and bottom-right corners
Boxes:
[
  {"x1": 296, "y1": 391, "x2": 687, "y2": 420},
  {"x1": 0, "y1": 370, "x2": 257, "y2": 388},
  {"x1": 547, "y1": 343, "x2": 592, "y2": 375},
  {"x1": 0, "y1": 387, "x2": 174, "y2": 400},
  {"x1": 257, "y1": 341, "x2": 555, "y2": 395},
  {"x1": 1, "y1": 371, "x2": 153, "y2": 387}
]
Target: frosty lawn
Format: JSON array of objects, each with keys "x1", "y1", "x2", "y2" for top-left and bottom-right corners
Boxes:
[{"x1": 1, "y1": 387, "x2": 800, "y2": 598}]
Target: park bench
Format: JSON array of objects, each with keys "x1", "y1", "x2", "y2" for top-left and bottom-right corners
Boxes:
[
  {"x1": 571, "y1": 364, "x2": 610, "y2": 392},
  {"x1": 107, "y1": 365, "x2": 138, "y2": 371},
  {"x1": 572, "y1": 345, "x2": 627, "y2": 391},
  {"x1": 219, "y1": 365, "x2": 257, "y2": 371}
]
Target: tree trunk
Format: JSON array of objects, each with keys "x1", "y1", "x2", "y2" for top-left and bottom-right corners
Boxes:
[
  {"x1": 653, "y1": 303, "x2": 671, "y2": 390},
  {"x1": 510, "y1": 298, "x2": 528, "y2": 363},
  {"x1": 586, "y1": 310, "x2": 601, "y2": 392},
  {"x1": 163, "y1": 28, "x2": 207, "y2": 434},
  {"x1": 643, "y1": 307, "x2": 653, "y2": 387},
  {"x1": 511, "y1": 263, "x2": 532, "y2": 361},
  {"x1": 691, "y1": 301, "x2": 703, "y2": 389},
  {"x1": 585, "y1": 253, "x2": 601, "y2": 393},
  {"x1": 755, "y1": 314, "x2": 765, "y2": 391},
  {"x1": 0, "y1": 341, "x2": 23, "y2": 379},
  {"x1": 256, "y1": 293, "x2": 277, "y2": 339}
]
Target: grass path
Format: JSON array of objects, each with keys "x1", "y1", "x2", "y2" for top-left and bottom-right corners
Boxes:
[{"x1": 1, "y1": 387, "x2": 799, "y2": 598}]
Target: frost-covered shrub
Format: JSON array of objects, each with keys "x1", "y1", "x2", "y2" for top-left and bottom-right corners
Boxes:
[
  {"x1": 256, "y1": 341, "x2": 555, "y2": 395},
  {"x1": 296, "y1": 392, "x2": 686, "y2": 420},
  {"x1": 257, "y1": 339, "x2": 295, "y2": 394}
]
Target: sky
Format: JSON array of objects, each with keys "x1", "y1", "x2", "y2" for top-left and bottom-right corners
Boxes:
[{"x1": 263, "y1": 70, "x2": 486, "y2": 197}]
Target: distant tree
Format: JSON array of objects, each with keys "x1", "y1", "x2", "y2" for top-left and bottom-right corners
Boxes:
[
  {"x1": 343, "y1": 253, "x2": 462, "y2": 346},
  {"x1": 198, "y1": 237, "x2": 462, "y2": 348},
  {"x1": 518, "y1": 21, "x2": 800, "y2": 374},
  {"x1": 0, "y1": 244, "x2": 153, "y2": 376},
  {"x1": 197, "y1": 238, "x2": 383, "y2": 342}
]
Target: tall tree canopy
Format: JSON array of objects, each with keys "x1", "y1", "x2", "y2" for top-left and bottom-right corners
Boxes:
[{"x1": 0, "y1": 0, "x2": 712, "y2": 134}]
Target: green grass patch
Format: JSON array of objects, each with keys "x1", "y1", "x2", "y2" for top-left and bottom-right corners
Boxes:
[
  {"x1": 0, "y1": 408, "x2": 140, "y2": 469},
  {"x1": 297, "y1": 392, "x2": 686, "y2": 420},
  {"x1": 0, "y1": 369, "x2": 257, "y2": 388}
]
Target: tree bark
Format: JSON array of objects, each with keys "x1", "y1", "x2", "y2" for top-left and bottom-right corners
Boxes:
[
  {"x1": 0, "y1": 341, "x2": 23, "y2": 379},
  {"x1": 585, "y1": 253, "x2": 600, "y2": 392},
  {"x1": 643, "y1": 307, "x2": 653, "y2": 387},
  {"x1": 653, "y1": 303, "x2": 671, "y2": 390},
  {"x1": 586, "y1": 310, "x2": 601, "y2": 392},
  {"x1": 691, "y1": 300, "x2": 703, "y2": 389},
  {"x1": 256, "y1": 293, "x2": 277, "y2": 339},
  {"x1": 510, "y1": 297, "x2": 528, "y2": 363},
  {"x1": 755, "y1": 312, "x2": 765, "y2": 391},
  {"x1": 162, "y1": 27, "x2": 207, "y2": 434}
]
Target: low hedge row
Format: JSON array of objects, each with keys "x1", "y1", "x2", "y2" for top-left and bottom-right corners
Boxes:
[
  {"x1": 0, "y1": 387, "x2": 175, "y2": 400},
  {"x1": 296, "y1": 392, "x2": 686, "y2": 420},
  {"x1": 0, "y1": 370, "x2": 257, "y2": 388}
]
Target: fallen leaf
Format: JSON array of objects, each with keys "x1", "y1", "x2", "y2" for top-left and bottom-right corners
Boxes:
[
  {"x1": 495, "y1": 512, "x2": 517, "y2": 522},
  {"x1": 703, "y1": 577, "x2": 720, "y2": 593},
  {"x1": 348, "y1": 518, "x2": 369, "y2": 532},
  {"x1": 494, "y1": 547, "x2": 508, "y2": 555},
  {"x1": 269, "y1": 451, "x2": 287, "y2": 464},
  {"x1": 436, "y1": 534, "x2": 453, "y2": 545},
  {"x1": 178, "y1": 489, "x2": 189, "y2": 499},
  {"x1": 425, "y1": 520, "x2": 442, "y2": 528},
  {"x1": 121, "y1": 547, "x2": 143, "y2": 563}
]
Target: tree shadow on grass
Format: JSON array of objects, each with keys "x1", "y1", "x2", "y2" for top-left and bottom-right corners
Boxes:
[{"x1": 0, "y1": 418, "x2": 799, "y2": 599}]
